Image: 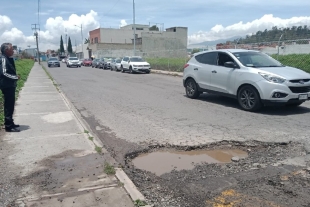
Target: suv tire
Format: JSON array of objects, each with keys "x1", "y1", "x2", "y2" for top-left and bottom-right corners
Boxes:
[
  {"x1": 185, "y1": 78, "x2": 200, "y2": 99},
  {"x1": 237, "y1": 85, "x2": 262, "y2": 111}
]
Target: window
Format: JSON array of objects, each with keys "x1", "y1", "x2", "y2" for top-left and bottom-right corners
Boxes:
[
  {"x1": 123, "y1": 57, "x2": 129, "y2": 61},
  {"x1": 195, "y1": 52, "x2": 217, "y2": 65},
  {"x1": 94, "y1": 37, "x2": 98, "y2": 43},
  {"x1": 91, "y1": 38, "x2": 93, "y2": 44},
  {"x1": 217, "y1": 53, "x2": 235, "y2": 67}
]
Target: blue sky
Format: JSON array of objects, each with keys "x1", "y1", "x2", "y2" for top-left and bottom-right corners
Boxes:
[{"x1": 1, "y1": 0, "x2": 310, "y2": 51}]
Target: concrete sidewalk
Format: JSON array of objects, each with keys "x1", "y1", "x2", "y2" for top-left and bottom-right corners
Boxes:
[{"x1": 3, "y1": 63, "x2": 146, "y2": 206}]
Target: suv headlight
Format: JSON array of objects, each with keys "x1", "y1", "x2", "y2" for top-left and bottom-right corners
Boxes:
[{"x1": 259, "y1": 72, "x2": 286, "y2": 84}]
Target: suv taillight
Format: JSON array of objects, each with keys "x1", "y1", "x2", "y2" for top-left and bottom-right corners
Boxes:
[{"x1": 183, "y1": 64, "x2": 189, "y2": 69}]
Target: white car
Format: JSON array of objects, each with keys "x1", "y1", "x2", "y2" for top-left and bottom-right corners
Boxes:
[
  {"x1": 67, "y1": 57, "x2": 81, "y2": 68},
  {"x1": 111, "y1": 58, "x2": 122, "y2": 71},
  {"x1": 120, "y1": 56, "x2": 151, "y2": 74},
  {"x1": 183, "y1": 49, "x2": 310, "y2": 111}
]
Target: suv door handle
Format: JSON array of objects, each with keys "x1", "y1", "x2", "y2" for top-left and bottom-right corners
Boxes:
[
  {"x1": 194, "y1": 68, "x2": 198, "y2": 71},
  {"x1": 212, "y1": 70, "x2": 217, "y2": 73}
]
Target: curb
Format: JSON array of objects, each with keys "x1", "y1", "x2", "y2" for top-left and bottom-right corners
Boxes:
[
  {"x1": 150, "y1": 69, "x2": 183, "y2": 77},
  {"x1": 41, "y1": 65, "x2": 149, "y2": 204}
]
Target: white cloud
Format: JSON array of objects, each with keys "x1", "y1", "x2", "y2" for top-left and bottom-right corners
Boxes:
[
  {"x1": 119, "y1": 19, "x2": 127, "y2": 28},
  {"x1": 0, "y1": 15, "x2": 12, "y2": 34},
  {"x1": 0, "y1": 10, "x2": 100, "y2": 51},
  {"x1": 189, "y1": 14, "x2": 310, "y2": 44}
]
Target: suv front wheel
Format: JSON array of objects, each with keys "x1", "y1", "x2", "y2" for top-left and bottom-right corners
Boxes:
[
  {"x1": 237, "y1": 85, "x2": 262, "y2": 111},
  {"x1": 185, "y1": 79, "x2": 200, "y2": 99}
]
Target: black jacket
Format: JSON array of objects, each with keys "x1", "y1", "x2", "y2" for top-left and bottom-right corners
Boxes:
[{"x1": 0, "y1": 56, "x2": 18, "y2": 89}]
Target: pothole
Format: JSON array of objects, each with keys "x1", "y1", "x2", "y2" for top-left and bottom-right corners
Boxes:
[{"x1": 132, "y1": 149, "x2": 248, "y2": 176}]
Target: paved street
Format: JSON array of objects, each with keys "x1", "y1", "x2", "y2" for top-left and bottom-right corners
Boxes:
[{"x1": 46, "y1": 63, "x2": 310, "y2": 147}]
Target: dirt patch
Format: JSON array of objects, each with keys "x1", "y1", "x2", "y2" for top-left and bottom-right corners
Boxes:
[
  {"x1": 14, "y1": 150, "x2": 117, "y2": 196},
  {"x1": 124, "y1": 141, "x2": 310, "y2": 207}
]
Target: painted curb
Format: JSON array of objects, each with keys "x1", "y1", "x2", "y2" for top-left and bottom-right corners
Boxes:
[{"x1": 150, "y1": 69, "x2": 183, "y2": 77}]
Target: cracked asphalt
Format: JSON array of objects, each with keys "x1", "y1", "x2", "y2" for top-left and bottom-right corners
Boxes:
[{"x1": 46, "y1": 64, "x2": 310, "y2": 147}]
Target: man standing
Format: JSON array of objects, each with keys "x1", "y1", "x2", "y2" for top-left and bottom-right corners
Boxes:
[{"x1": 0, "y1": 43, "x2": 20, "y2": 132}]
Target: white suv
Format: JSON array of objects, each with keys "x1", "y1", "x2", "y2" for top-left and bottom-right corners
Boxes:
[
  {"x1": 121, "y1": 56, "x2": 151, "y2": 74},
  {"x1": 183, "y1": 49, "x2": 310, "y2": 111}
]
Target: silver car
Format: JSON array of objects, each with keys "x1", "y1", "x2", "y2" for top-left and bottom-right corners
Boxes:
[
  {"x1": 183, "y1": 49, "x2": 310, "y2": 111},
  {"x1": 111, "y1": 58, "x2": 122, "y2": 71}
]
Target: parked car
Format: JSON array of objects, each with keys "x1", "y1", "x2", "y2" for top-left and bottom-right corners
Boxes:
[
  {"x1": 183, "y1": 49, "x2": 310, "y2": 111},
  {"x1": 82, "y1": 58, "x2": 92, "y2": 66},
  {"x1": 67, "y1": 57, "x2": 81, "y2": 68},
  {"x1": 104, "y1": 58, "x2": 112, "y2": 69},
  {"x1": 111, "y1": 58, "x2": 122, "y2": 71},
  {"x1": 120, "y1": 56, "x2": 151, "y2": 74},
  {"x1": 92, "y1": 59, "x2": 100, "y2": 68},
  {"x1": 47, "y1": 57, "x2": 60, "y2": 67},
  {"x1": 98, "y1": 58, "x2": 105, "y2": 69}
]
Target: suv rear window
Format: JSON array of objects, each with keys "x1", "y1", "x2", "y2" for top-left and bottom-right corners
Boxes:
[{"x1": 195, "y1": 52, "x2": 217, "y2": 65}]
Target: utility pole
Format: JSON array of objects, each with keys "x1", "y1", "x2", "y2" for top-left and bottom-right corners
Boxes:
[
  {"x1": 133, "y1": 0, "x2": 136, "y2": 56},
  {"x1": 31, "y1": 24, "x2": 40, "y2": 64}
]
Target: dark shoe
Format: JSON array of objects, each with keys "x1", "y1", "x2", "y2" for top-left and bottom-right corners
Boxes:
[
  {"x1": 5, "y1": 127, "x2": 20, "y2": 132},
  {"x1": 12, "y1": 124, "x2": 20, "y2": 128}
]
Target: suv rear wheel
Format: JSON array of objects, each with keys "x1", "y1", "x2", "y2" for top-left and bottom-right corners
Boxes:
[
  {"x1": 238, "y1": 85, "x2": 262, "y2": 111},
  {"x1": 185, "y1": 79, "x2": 200, "y2": 99}
]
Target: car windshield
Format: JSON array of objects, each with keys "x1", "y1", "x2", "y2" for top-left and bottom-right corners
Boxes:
[
  {"x1": 69, "y1": 57, "x2": 78, "y2": 60},
  {"x1": 130, "y1": 57, "x2": 144, "y2": 62},
  {"x1": 233, "y1": 52, "x2": 283, "y2": 68},
  {"x1": 49, "y1": 58, "x2": 57, "y2": 61},
  {"x1": 116, "y1": 59, "x2": 121, "y2": 63}
]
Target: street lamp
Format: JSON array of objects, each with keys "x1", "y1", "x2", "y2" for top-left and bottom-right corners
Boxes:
[
  {"x1": 133, "y1": 0, "x2": 136, "y2": 56},
  {"x1": 74, "y1": 24, "x2": 84, "y2": 59}
]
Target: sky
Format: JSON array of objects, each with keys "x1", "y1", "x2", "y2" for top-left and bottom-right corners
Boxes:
[{"x1": 1, "y1": 0, "x2": 310, "y2": 51}]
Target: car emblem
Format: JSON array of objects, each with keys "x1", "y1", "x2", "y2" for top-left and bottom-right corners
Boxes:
[{"x1": 299, "y1": 80, "x2": 305, "y2": 84}]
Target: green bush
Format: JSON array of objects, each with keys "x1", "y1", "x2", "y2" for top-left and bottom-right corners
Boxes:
[
  {"x1": 271, "y1": 54, "x2": 310, "y2": 73},
  {"x1": 0, "y1": 59, "x2": 34, "y2": 126}
]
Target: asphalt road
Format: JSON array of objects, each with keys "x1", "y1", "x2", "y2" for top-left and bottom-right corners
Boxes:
[{"x1": 45, "y1": 63, "x2": 310, "y2": 147}]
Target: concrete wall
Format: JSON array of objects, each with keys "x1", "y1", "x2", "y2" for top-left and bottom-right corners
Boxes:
[
  {"x1": 141, "y1": 27, "x2": 188, "y2": 58},
  {"x1": 75, "y1": 43, "x2": 89, "y2": 59},
  {"x1": 261, "y1": 44, "x2": 310, "y2": 55},
  {"x1": 98, "y1": 28, "x2": 146, "y2": 44},
  {"x1": 89, "y1": 43, "x2": 142, "y2": 58}
]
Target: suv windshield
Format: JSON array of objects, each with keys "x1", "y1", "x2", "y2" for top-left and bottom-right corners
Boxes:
[
  {"x1": 69, "y1": 57, "x2": 78, "y2": 60},
  {"x1": 233, "y1": 52, "x2": 283, "y2": 68},
  {"x1": 49, "y1": 58, "x2": 57, "y2": 61},
  {"x1": 130, "y1": 57, "x2": 144, "y2": 62}
]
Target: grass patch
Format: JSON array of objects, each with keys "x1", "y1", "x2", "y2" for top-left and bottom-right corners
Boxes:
[
  {"x1": 104, "y1": 162, "x2": 116, "y2": 175},
  {"x1": 134, "y1": 199, "x2": 147, "y2": 207},
  {"x1": 271, "y1": 54, "x2": 310, "y2": 73},
  {"x1": 146, "y1": 57, "x2": 189, "y2": 72},
  {"x1": 95, "y1": 145, "x2": 102, "y2": 154},
  {"x1": 0, "y1": 59, "x2": 34, "y2": 126},
  {"x1": 88, "y1": 136, "x2": 94, "y2": 141},
  {"x1": 84, "y1": 129, "x2": 89, "y2": 134}
]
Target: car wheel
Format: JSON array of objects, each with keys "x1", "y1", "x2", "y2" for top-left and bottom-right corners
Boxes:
[
  {"x1": 146, "y1": 70, "x2": 150, "y2": 74},
  {"x1": 185, "y1": 78, "x2": 200, "y2": 99},
  {"x1": 129, "y1": 66, "x2": 134, "y2": 74},
  {"x1": 237, "y1": 85, "x2": 262, "y2": 111},
  {"x1": 48, "y1": 65, "x2": 50, "y2": 67},
  {"x1": 286, "y1": 102, "x2": 303, "y2": 107},
  {"x1": 58, "y1": 65, "x2": 60, "y2": 67}
]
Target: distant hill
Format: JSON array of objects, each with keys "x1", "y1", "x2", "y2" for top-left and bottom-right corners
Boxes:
[{"x1": 188, "y1": 36, "x2": 241, "y2": 48}]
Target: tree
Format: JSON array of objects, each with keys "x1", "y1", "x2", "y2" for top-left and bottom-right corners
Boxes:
[
  {"x1": 60, "y1": 35, "x2": 65, "y2": 54},
  {"x1": 84, "y1": 38, "x2": 90, "y2": 44},
  {"x1": 149, "y1": 25, "x2": 159, "y2": 31},
  {"x1": 67, "y1": 37, "x2": 73, "y2": 54},
  {"x1": 191, "y1": 48, "x2": 200, "y2": 54}
]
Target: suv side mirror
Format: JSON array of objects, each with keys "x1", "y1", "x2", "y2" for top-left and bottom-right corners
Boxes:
[{"x1": 224, "y1": 61, "x2": 238, "y2": 68}]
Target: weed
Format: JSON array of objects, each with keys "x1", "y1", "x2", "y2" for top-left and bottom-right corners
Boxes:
[
  {"x1": 88, "y1": 136, "x2": 94, "y2": 141},
  {"x1": 104, "y1": 162, "x2": 116, "y2": 175},
  {"x1": 118, "y1": 181, "x2": 124, "y2": 187},
  {"x1": 134, "y1": 199, "x2": 147, "y2": 207},
  {"x1": 84, "y1": 129, "x2": 89, "y2": 134},
  {"x1": 95, "y1": 145, "x2": 102, "y2": 154}
]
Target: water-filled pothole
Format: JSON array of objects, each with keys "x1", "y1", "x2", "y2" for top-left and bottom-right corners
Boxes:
[{"x1": 132, "y1": 149, "x2": 248, "y2": 176}]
